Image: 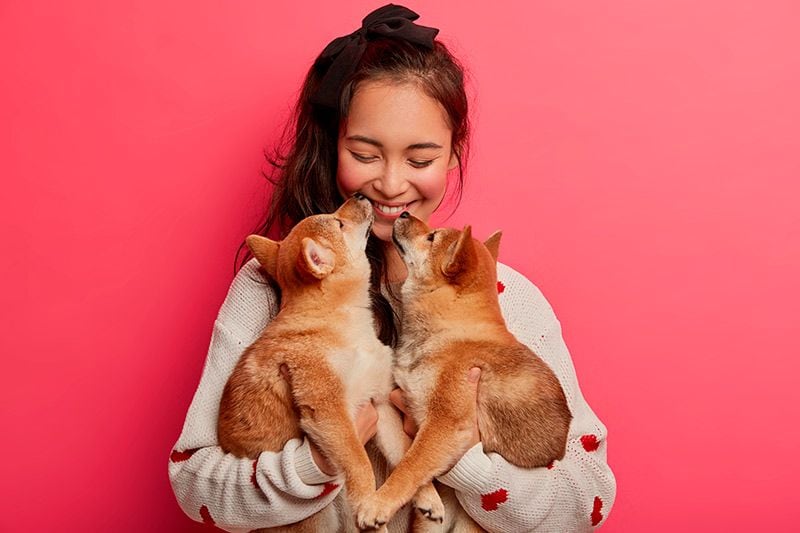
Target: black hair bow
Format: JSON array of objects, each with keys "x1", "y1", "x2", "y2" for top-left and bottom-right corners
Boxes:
[{"x1": 310, "y1": 3, "x2": 440, "y2": 110}]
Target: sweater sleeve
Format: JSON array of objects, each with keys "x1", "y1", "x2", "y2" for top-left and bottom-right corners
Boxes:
[
  {"x1": 168, "y1": 259, "x2": 343, "y2": 532},
  {"x1": 436, "y1": 263, "x2": 617, "y2": 532}
]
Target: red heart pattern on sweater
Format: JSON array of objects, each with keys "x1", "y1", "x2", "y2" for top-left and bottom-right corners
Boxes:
[
  {"x1": 481, "y1": 488, "x2": 508, "y2": 511},
  {"x1": 591, "y1": 496, "x2": 603, "y2": 526},
  {"x1": 200, "y1": 505, "x2": 215, "y2": 526},
  {"x1": 581, "y1": 434, "x2": 600, "y2": 452},
  {"x1": 497, "y1": 281, "x2": 506, "y2": 294},
  {"x1": 170, "y1": 448, "x2": 199, "y2": 462},
  {"x1": 317, "y1": 482, "x2": 339, "y2": 499}
]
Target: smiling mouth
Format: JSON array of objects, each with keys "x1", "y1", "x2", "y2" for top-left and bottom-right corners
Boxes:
[
  {"x1": 375, "y1": 202, "x2": 409, "y2": 215},
  {"x1": 370, "y1": 199, "x2": 416, "y2": 221}
]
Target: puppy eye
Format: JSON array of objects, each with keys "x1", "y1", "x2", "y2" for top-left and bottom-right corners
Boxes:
[
  {"x1": 427, "y1": 232, "x2": 435, "y2": 242},
  {"x1": 337, "y1": 219, "x2": 344, "y2": 229}
]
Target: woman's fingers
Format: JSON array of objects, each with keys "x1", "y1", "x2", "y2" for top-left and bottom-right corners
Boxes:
[
  {"x1": 354, "y1": 400, "x2": 379, "y2": 445},
  {"x1": 389, "y1": 387, "x2": 418, "y2": 438},
  {"x1": 389, "y1": 388, "x2": 407, "y2": 413},
  {"x1": 308, "y1": 439, "x2": 337, "y2": 476},
  {"x1": 403, "y1": 415, "x2": 418, "y2": 438},
  {"x1": 468, "y1": 366, "x2": 481, "y2": 385}
]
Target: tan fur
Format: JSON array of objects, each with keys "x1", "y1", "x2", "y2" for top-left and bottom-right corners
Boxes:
[
  {"x1": 218, "y1": 196, "x2": 443, "y2": 532},
  {"x1": 357, "y1": 215, "x2": 572, "y2": 530}
]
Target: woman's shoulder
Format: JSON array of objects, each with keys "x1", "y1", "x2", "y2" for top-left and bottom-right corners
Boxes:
[
  {"x1": 215, "y1": 257, "x2": 280, "y2": 342},
  {"x1": 495, "y1": 260, "x2": 559, "y2": 333}
]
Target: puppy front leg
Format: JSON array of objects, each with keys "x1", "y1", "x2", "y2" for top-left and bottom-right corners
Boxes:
[
  {"x1": 299, "y1": 400, "x2": 376, "y2": 505},
  {"x1": 357, "y1": 390, "x2": 474, "y2": 530},
  {"x1": 287, "y1": 363, "x2": 377, "y2": 510},
  {"x1": 371, "y1": 399, "x2": 411, "y2": 466},
  {"x1": 372, "y1": 401, "x2": 444, "y2": 531}
]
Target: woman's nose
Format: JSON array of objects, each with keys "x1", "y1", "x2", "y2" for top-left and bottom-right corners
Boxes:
[{"x1": 373, "y1": 162, "x2": 409, "y2": 198}]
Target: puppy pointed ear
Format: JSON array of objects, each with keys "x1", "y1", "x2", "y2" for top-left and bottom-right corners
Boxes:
[
  {"x1": 246, "y1": 235, "x2": 280, "y2": 279},
  {"x1": 483, "y1": 231, "x2": 502, "y2": 262},
  {"x1": 443, "y1": 225, "x2": 476, "y2": 278},
  {"x1": 300, "y1": 237, "x2": 335, "y2": 279}
]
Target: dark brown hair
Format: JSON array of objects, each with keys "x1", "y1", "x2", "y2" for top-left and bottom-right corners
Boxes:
[{"x1": 235, "y1": 37, "x2": 471, "y2": 347}]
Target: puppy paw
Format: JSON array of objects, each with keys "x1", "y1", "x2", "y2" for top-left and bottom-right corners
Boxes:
[
  {"x1": 415, "y1": 505, "x2": 444, "y2": 524},
  {"x1": 412, "y1": 484, "x2": 444, "y2": 524},
  {"x1": 356, "y1": 494, "x2": 393, "y2": 531}
]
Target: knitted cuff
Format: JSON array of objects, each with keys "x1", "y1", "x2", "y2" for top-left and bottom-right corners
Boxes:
[
  {"x1": 436, "y1": 442, "x2": 493, "y2": 494},
  {"x1": 294, "y1": 437, "x2": 340, "y2": 486}
]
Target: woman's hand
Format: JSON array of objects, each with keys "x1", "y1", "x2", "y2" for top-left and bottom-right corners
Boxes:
[
  {"x1": 390, "y1": 367, "x2": 482, "y2": 449},
  {"x1": 389, "y1": 387, "x2": 419, "y2": 438}
]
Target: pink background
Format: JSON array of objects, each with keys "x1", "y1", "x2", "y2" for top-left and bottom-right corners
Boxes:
[{"x1": 2, "y1": 0, "x2": 799, "y2": 530}]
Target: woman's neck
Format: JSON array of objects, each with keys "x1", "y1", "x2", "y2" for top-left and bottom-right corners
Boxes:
[{"x1": 383, "y1": 241, "x2": 408, "y2": 284}]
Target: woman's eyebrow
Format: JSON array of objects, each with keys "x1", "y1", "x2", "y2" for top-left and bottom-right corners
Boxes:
[
  {"x1": 346, "y1": 135, "x2": 442, "y2": 150},
  {"x1": 407, "y1": 141, "x2": 443, "y2": 150}
]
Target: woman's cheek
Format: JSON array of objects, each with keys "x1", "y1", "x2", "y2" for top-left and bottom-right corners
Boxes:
[
  {"x1": 417, "y1": 166, "x2": 449, "y2": 201},
  {"x1": 335, "y1": 159, "x2": 366, "y2": 196}
]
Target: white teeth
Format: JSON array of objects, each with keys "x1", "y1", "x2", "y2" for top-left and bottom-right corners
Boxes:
[{"x1": 376, "y1": 203, "x2": 407, "y2": 214}]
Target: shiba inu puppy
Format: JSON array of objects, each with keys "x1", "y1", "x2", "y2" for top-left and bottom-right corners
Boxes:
[
  {"x1": 357, "y1": 212, "x2": 572, "y2": 532},
  {"x1": 217, "y1": 195, "x2": 441, "y2": 533}
]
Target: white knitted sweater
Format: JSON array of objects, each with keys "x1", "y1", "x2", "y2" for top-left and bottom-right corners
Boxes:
[{"x1": 168, "y1": 259, "x2": 617, "y2": 532}]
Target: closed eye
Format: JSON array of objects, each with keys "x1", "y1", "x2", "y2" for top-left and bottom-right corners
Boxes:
[
  {"x1": 334, "y1": 218, "x2": 344, "y2": 229},
  {"x1": 350, "y1": 151, "x2": 378, "y2": 163}
]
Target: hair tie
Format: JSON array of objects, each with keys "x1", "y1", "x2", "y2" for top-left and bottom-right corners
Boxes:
[{"x1": 310, "y1": 3, "x2": 440, "y2": 110}]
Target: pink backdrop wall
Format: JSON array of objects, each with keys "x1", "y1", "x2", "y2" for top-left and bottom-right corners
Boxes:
[{"x1": 2, "y1": 1, "x2": 799, "y2": 530}]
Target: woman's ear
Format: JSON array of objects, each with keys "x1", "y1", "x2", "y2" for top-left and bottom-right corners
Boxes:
[{"x1": 448, "y1": 150, "x2": 459, "y2": 171}]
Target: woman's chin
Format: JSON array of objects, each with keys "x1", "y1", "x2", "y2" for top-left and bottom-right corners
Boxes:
[{"x1": 369, "y1": 221, "x2": 394, "y2": 243}]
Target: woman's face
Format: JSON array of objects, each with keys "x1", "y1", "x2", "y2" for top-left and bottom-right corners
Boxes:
[{"x1": 336, "y1": 80, "x2": 458, "y2": 242}]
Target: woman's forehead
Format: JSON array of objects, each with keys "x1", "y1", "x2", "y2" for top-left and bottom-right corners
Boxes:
[{"x1": 343, "y1": 81, "x2": 452, "y2": 147}]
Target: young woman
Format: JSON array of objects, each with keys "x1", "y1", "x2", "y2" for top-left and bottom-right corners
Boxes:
[{"x1": 169, "y1": 5, "x2": 616, "y2": 532}]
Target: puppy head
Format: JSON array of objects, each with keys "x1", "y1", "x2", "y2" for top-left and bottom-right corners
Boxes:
[
  {"x1": 392, "y1": 212, "x2": 501, "y2": 295},
  {"x1": 245, "y1": 194, "x2": 374, "y2": 291}
]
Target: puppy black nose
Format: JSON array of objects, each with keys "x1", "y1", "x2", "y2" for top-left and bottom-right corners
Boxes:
[
  {"x1": 353, "y1": 192, "x2": 366, "y2": 200},
  {"x1": 399, "y1": 211, "x2": 410, "y2": 219}
]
